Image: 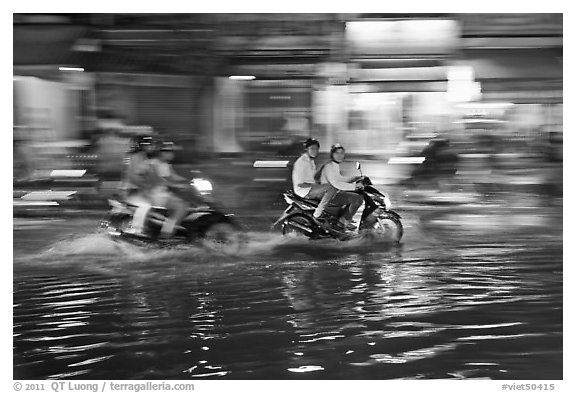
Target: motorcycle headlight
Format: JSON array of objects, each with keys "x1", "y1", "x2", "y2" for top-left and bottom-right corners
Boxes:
[
  {"x1": 191, "y1": 178, "x2": 213, "y2": 193},
  {"x1": 374, "y1": 195, "x2": 391, "y2": 210},
  {"x1": 383, "y1": 196, "x2": 392, "y2": 210}
]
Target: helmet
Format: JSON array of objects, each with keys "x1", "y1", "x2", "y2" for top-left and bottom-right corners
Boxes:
[
  {"x1": 159, "y1": 141, "x2": 176, "y2": 152},
  {"x1": 330, "y1": 143, "x2": 345, "y2": 154},
  {"x1": 304, "y1": 138, "x2": 320, "y2": 149},
  {"x1": 330, "y1": 143, "x2": 345, "y2": 161},
  {"x1": 131, "y1": 135, "x2": 155, "y2": 153}
]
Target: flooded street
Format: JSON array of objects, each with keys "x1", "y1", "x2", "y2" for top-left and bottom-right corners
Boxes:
[{"x1": 13, "y1": 204, "x2": 562, "y2": 380}]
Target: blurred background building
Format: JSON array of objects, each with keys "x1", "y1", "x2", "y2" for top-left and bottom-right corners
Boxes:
[{"x1": 13, "y1": 13, "x2": 563, "y2": 211}]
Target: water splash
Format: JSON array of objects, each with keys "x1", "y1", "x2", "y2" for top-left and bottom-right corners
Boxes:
[
  {"x1": 44, "y1": 233, "x2": 147, "y2": 257},
  {"x1": 15, "y1": 230, "x2": 402, "y2": 269}
]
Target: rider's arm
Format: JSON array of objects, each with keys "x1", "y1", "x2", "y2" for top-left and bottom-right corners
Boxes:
[
  {"x1": 323, "y1": 163, "x2": 356, "y2": 191},
  {"x1": 167, "y1": 165, "x2": 187, "y2": 183},
  {"x1": 344, "y1": 174, "x2": 359, "y2": 183},
  {"x1": 145, "y1": 159, "x2": 169, "y2": 188}
]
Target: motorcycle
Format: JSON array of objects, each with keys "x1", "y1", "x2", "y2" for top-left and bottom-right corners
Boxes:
[
  {"x1": 273, "y1": 162, "x2": 403, "y2": 242},
  {"x1": 100, "y1": 181, "x2": 242, "y2": 250}
]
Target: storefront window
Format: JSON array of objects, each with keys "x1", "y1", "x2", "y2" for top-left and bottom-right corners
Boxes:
[
  {"x1": 240, "y1": 82, "x2": 312, "y2": 154},
  {"x1": 341, "y1": 91, "x2": 452, "y2": 156}
]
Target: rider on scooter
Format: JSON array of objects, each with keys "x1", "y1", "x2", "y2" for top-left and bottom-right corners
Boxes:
[
  {"x1": 291, "y1": 138, "x2": 338, "y2": 227},
  {"x1": 120, "y1": 135, "x2": 156, "y2": 236},
  {"x1": 316, "y1": 143, "x2": 364, "y2": 231},
  {"x1": 149, "y1": 141, "x2": 205, "y2": 239}
]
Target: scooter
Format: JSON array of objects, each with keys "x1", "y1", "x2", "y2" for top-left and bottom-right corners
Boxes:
[
  {"x1": 100, "y1": 185, "x2": 241, "y2": 250},
  {"x1": 273, "y1": 162, "x2": 403, "y2": 242}
]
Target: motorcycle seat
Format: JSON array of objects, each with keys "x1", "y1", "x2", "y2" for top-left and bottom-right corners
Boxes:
[
  {"x1": 124, "y1": 202, "x2": 167, "y2": 211},
  {"x1": 285, "y1": 190, "x2": 348, "y2": 211},
  {"x1": 285, "y1": 190, "x2": 320, "y2": 207}
]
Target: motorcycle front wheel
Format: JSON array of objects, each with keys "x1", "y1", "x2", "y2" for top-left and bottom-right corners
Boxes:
[{"x1": 369, "y1": 214, "x2": 403, "y2": 243}]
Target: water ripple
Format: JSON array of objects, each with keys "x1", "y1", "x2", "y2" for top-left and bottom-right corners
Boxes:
[{"x1": 13, "y1": 227, "x2": 562, "y2": 379}]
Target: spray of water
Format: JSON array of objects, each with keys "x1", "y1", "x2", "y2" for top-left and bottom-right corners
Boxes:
[
  {"x1": 14, "y1": 229, "x2": 403, "y2": 272},
  {"x1": 52, "y1": 232, "x2": 338, "y2": 256}
]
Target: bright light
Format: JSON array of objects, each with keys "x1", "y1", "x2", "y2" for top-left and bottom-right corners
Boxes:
[
  {"x1": 21, "y1": 191, "x2": 76, "y2": 201},
  {"x1": 346, "y1": 20, "x2": 459, "y2": 53},
  {"x1": 388, "y1": 157, "x2": 426, "y2": 165},
  {"x1": 383, "y1": 196, "x2": 392, "y2": 210},
  {"x1": 447, "y1": 66, "x2": 481, "y2": 103},
  {"x1": 448, "y1": 66, "x2": 474, "y2": 82},
  {"x1": 456, "y1": 102, "x2": 515, "y2": 110},
  {"x1": 229, "y1": 75, "x2": 256, "y2": 81},
  {"x1": 253, "y1": 160, "x2": 289, "y2": 168},
  {"x1": 59, "y1": 67, "x2": 85, "y2": 72},
  {"x1": 191, "y1": 178, "x2": 213, "y2": 193},
  {"x1": 13, "y1": 201, "x2": 59, "y2": 207},
  {"x1": 50, "y1": 170, "x2": 86, "y2": 177}
]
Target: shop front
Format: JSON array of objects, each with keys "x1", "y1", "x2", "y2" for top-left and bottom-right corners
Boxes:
[{"x1": 320, "y1": 18, "x2": 460, "y2": 157}]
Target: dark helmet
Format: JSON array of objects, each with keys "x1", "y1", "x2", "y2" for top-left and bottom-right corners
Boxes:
[
  {"x1": 131, "y1": 135, "x2": 155, "y2": 153},
  {"x1": 304, "y1": 138, "x2": 320, "y2": 149},
  {"x1": 159, "y1": 141, "x2": 176, "y2": 152}
]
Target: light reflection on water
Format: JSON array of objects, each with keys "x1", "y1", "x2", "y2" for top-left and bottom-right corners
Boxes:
[{"x1": 13, "y1": 222, "x2": 562, "y2": 380}]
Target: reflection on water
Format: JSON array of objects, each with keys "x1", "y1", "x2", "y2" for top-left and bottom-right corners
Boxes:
[{"x1": 13, "y1": 222, "x2": 562, "y2": 380}]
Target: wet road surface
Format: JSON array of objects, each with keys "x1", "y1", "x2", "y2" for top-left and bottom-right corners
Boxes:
[{"x1": 13, "y1": 204, "x2": 562, "y2": 380}]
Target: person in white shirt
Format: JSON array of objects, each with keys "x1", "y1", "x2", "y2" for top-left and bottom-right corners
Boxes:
[
  {"x1": 292, "y1": 138, "x2": 338, "y2": 225},
  {"x1": 317, "y1": 144, "x2": 364, "y2": 230}
]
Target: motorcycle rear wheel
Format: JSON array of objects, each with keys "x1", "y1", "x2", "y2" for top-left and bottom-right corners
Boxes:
[{"x1": 282, "y1": 213, "x2": 316, "y2": 238}]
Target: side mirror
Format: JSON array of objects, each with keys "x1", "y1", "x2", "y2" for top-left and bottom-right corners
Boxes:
[{"x1": 356, "y1": 161, "x2": 361, "y2": 171}]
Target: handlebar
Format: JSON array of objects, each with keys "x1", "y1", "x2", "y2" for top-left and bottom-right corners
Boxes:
[{"x1": 357, "y1": 176, "x2": 373, "y2": 186}]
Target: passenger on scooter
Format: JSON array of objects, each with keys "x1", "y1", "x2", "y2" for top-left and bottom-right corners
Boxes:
[
  {"x1": 120, "y1": 135, "x2": 156, "y2": 236},
  {"x1": 148, "y1": 142, "x2": 197, "y2": 239},
  {"x1": 291, "y1": 138, "x2": 338, "y2": 227},
  {"x1": 316, "y1": 144, "x2": 364, "y2": 230}
]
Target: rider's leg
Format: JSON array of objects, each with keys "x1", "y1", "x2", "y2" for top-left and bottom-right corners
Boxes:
[
  {"x1": 340, "y1": 192, "x2": 363, "y2": 224},
  {"x1": 160, "y1": 194, "x2": 188, "y2": 238},
  {"x1": 126, "y1": 193, "x2": 152, "y2": 234},
  {"x1": 328, "y1": 191, "x2": 363, "y2": 228},
  {"x1": 306, "y1": 184, "x2": 338, "y2": 218}
]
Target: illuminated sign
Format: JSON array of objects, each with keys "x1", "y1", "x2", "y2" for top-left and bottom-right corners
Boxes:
[{"x1": 346, "y1": 20, "x2": 460, "y2": 56}]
